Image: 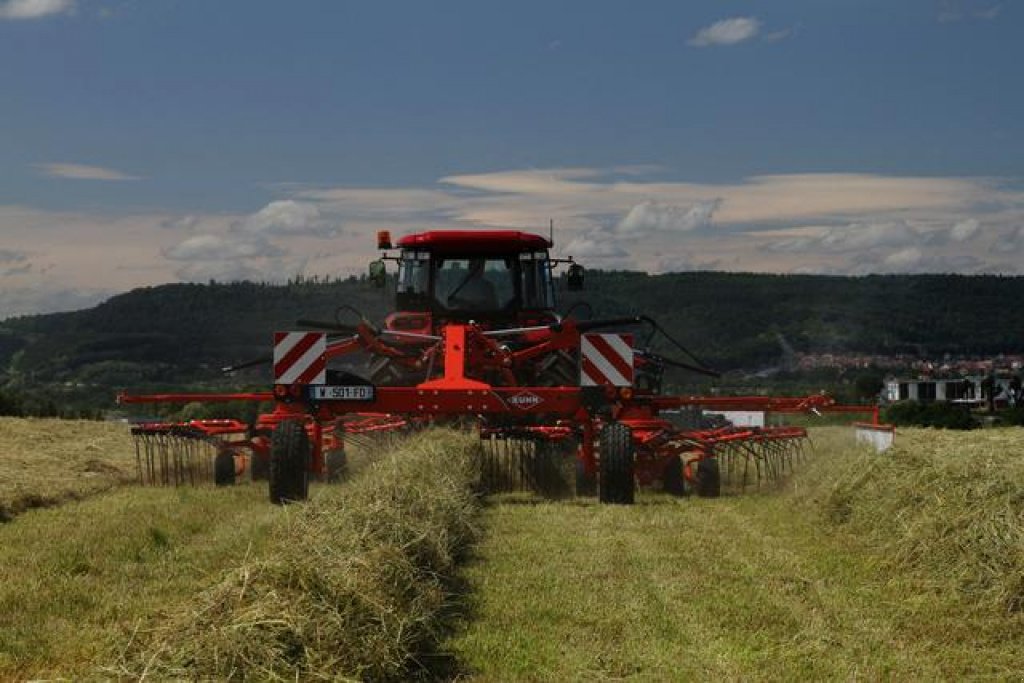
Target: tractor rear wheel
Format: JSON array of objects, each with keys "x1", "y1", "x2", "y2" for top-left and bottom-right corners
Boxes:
[
  {"x1": 663, "y1": 455, "x2": 686, "y2": 497},
  {"x1": 214, "y1": 450, "x2": 236, "y2": 486},
  {"x1": 269, "y1": 420, "x2": 310, "y2": 504},
  {"x1": 325, "y1": 449, "x2": 348, "y2": 483},
  {"x1": 599, "y1": 422, "x2": 634, "y2": 505},
  {"x1": 695, "y1": 457, "x2": 721, "y2": 498}
]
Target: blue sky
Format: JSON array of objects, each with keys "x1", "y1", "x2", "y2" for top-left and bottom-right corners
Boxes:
[{"x1": 1, "y1": 0, "x2": 1021, "y2": 318}]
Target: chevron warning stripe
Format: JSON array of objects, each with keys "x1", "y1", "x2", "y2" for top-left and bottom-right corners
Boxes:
[
  {"x1": 580, "y1": 333, "x2": 634, "y2": 387},
  {"x1": 273, "y1": 331, "x2": 327, "y2": 384}
]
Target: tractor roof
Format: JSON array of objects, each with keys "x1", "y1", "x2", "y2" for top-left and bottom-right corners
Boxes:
[{"x1": 396, "y1": 230, "x2": 552, "y2": 255}]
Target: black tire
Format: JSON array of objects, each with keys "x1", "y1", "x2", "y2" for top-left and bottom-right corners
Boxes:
[
  {"x1": 325, "y1": 449, "x2": 348, "y2": 484},
  {"x1": 214, "y1": 450, "x2": 236, "y2": 486},
  {"x1": 250, "y1": 430, "x2": 271, "y2": 481},
  {"x1": 695, "y1": 457, "x2": 721, "y2": 498},
  {"x1": 269, "y1": 420, "x2": 311, "y2": 504},
  {"x1": 663, "y1": 455, "x2": 686, "y2": 497},
  {"x1": 599, "y1": 422, "x2": 634, "y2": 505},
  {"x1": 575, "y1": 458, "x2": 597, "y2": 497}
]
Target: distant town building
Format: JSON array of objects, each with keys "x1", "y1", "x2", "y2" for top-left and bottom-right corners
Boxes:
[{"x1": 884, "y1": 375, "x2": 1019, "y2": 405}]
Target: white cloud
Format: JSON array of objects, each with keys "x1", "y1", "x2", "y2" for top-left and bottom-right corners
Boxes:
[
  {"x1": 990, "y1": 226, "x2": 1024, "y2": 253},
  {"x1": 0, "y1": 249, "x2": 28, "y2": 264},
  {"x1": 950, "y1": 218, "x2": 980, "y2": 242},
  {"x1": 767, "y1": 221, "x2": 923, "y2": 253},
  {"x1": 564, "y1": 230, "x2": 628, "y2": 259},
  {"x1": 689, "y1": 17, "x2": 761, "y2": 47},
  {"x1": 2, "y1": 168, "x2": 1024, "y2": 316},
  {"x1": 160, "y1": 215, "x2": 200, "y2": 231},
  {"x1": 869, "y1": 250, "x2": 987, "y2": 275},
  {"x1": 0, "y1": 0, "x2": 73, "y2": 20},
  {"x1": 976, "y1": 5, "x2": 1001, "y2": 19},
  {"x1": 652, "y1": 253, "x2": 723, "y2": 273},
  {"x1": 35, "y1": 162, "x2": 141, "y2": 181},
  {"x1": 441, "y1": 167, "x2": 604, "y2": 196},
  {"x1": 232, "y1": 200, "x2": 339, "y2": 237},
  {"x1": 937, "y1": 1, "x2": 1001, "y2": 22},
  {"x1": 763, "y1": 27, "x2": 795, "y2": 43},
  {"x1": 617, "y1": 199, "x2": 721, "y2": 233},
  {"x1": 163, "y1": 234, "x2": 284, "y2": 262},
  {"x1": 883, "y1": 247, "x2": 924, "y2": 269}
]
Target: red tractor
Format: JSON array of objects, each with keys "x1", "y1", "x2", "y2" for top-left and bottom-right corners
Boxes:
[{"x1": 122, "y1": 229, "x2": 861, "y2": 504}]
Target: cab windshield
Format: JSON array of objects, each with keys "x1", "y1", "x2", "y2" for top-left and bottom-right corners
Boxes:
[{"x1": 396, "y1": 249, "x2": 555, "y2": 314}]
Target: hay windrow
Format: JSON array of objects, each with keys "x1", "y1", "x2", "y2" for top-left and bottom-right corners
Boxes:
[
  {"x1": 794, "y1": 427, "x2": 1024, "y2": 615},
  {"x1": 0, "y1": 417, "x2": 135, "y2": 521},
  {"x1": 120, "y1": 428, "x2": 482, "y2": 681}
]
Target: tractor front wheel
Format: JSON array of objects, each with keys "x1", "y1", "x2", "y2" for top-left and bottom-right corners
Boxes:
[
  {"x1": 695, "y1": 457, "x2": 721, "y2": 498},
  {"x1": 269, "y1": 420, "x2": 310, "y2": 504},
  {"x1": 599, "y1": 422, "x2": 634, "y2": 505}
]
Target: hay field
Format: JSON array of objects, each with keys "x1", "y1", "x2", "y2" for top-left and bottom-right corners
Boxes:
[
  {"x1": 1, "y1": 427, "x2": 483, "y2": 681},
  {"x1": 449, "y1": 427, "x2": 1024, "y2": 680},
  {"x1": 0, "y1": 485, "x2": 276, "y2": 680},
  {"x1": 5, "y1": 420, "x2": 1024, "y2": 680},
  {"x1": 120, "y1": 429, "x2": 483, "y2": 681},
  {"x1": 0, "y1": 417, "x2": 135, "y2": 521}
]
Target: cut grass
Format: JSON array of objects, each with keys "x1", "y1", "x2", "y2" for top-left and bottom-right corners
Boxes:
[
  {"x1": 449, "y1": 427, "x2": 1024, "y2": 680},
  {"x1": 0, "y1": 417, "x2": 135, "y2": 521},
  {"x1": 0, "y1": 484, "x2": 277, "y2": 681},
  {"x1": 797, "y1": 426, "x2": 1024, "y2": 615},
  {"x1": 122, "y1": 428, "x2": 483, "y2": 681}
]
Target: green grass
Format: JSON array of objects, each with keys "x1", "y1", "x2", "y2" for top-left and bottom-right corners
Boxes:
[
  {"x1": 449, "y1": 427, "x2": 1024, "y2": 680},
  {"x1": 0, "y1": 483, "x2": 277, "y2": 680}
]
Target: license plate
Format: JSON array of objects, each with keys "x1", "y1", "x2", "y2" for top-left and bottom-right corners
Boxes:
[{"x1": 309, "y1": 385, "x2": 375, "y2": 401}]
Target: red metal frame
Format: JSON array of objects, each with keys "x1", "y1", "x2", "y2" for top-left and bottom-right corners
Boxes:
[
  {"x1": 119, "y1": 320, "x2": 877, "y2": 485},
  {"x1": 119, "y1": 228, "x2": 883, "y2": 492}
]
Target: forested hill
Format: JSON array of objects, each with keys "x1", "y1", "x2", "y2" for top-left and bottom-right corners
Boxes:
[{"x1": 1, "y1": 271, "x2": 1023, "y2": 400}]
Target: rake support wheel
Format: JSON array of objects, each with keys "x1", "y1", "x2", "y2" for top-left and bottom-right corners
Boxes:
[
  {"x1": 599, "y1": 422, "x2": 634, "y2": 505},
  {"x1": 663, "y1": 455, "x2": 686, "y2": 497},
  {"x1": 270, "y1": 420, "x2": 311, "y2": 504},
  {"x1": 214, "y1": 449, "x2": 236, "y2": 486},
  {"x1": 695, "y1": 456, "x2": 721, "y2": 498}
]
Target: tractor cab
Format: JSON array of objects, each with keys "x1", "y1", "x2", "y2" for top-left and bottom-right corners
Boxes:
[{"x1": 373, "y1": 230, "x2": 579, "y2": 334}]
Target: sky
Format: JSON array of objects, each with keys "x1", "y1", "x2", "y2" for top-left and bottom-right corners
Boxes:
[{"x1": 1, "y1": 0, "x2": 1022, "y2": 319}]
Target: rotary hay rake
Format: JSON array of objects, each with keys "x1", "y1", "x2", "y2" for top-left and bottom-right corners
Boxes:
[
  {"x1": 688, "y1": 426, "x2": 810, "y2": 492},
  {"x1": 118, "y1": 229, "x2": 878, "y2": 503},
  {"x1": 129, "y1": 412, "x2": 382, "y2": 487}
]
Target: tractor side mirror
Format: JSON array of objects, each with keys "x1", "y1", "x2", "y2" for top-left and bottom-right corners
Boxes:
[
  {"x1": 567, "y1": 263, "x2": 585, "y2": 291},
  {"x1": 368, "y1": 259, "x2": 386, "y2": 288}
]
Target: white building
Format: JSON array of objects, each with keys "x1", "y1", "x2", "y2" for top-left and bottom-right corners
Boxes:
[{"x1": 884, "y1": 376, "x2": 1016, "y2": 404}]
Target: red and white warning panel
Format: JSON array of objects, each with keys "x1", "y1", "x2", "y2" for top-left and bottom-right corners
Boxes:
[
  {"x1": 580, "y1": 333, "x2": 634, "y2": 387},
  {"x1": 273, "y1": 332, "x2": 327, "y2": 385}
]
